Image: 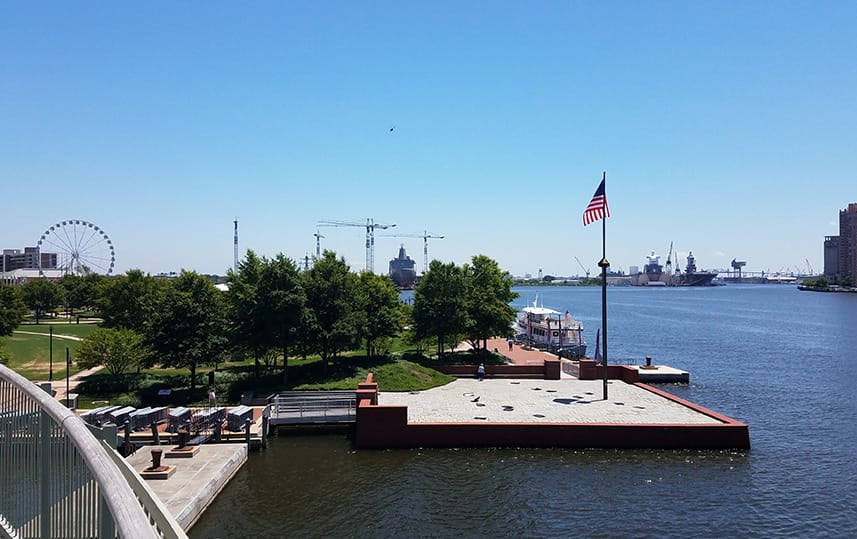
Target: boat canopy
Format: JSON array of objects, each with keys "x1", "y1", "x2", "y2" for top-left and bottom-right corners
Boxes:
[{"x1": 522, "y1": 306, "x2": 561, "y2": 316}]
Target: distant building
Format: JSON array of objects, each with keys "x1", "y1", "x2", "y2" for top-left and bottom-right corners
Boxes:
[
  {"x1": 824, "y1": 236, "x2": 839, "y2": 278},
  {"x1": 1, "y1": 268, "x2": 65, "y2": 285},
  {"x1": 2, "y1": 247, "x2": 57, "y2": 273},
  {"x1": 839, "y1": 203, "x2": 857, "y2": 283},
  {"x1": 823, "y1": 203, "x2": 857, "y2": 284}
]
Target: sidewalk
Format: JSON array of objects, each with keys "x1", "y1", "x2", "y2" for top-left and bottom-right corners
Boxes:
[
  {"x1": 484, "y1": 337, "x2": 558, "y2": 366},
  {"x1": 44, "y1": 365, "x2": 105, "y2": 401}
]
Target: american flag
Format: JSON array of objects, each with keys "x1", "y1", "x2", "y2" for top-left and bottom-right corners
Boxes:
[{"x1": 582, "y1": 177, "x2": 610, "y2": 226}]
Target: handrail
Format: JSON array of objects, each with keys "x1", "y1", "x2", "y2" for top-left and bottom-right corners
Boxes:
[
  {"x1": 103, "y1": 440, "x2": 187, "y2": 539},
  {"x1": 0, "y1": 363, "x2": 167, "y2": 538}
]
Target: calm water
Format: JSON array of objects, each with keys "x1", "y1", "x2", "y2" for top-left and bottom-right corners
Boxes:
[{"x1": 191, "y1": 286, "x2": 857, "y2": 538}]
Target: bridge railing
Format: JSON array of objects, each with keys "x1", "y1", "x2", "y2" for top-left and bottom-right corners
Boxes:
[{"x1": 0, "y1": 363, "x2": 185, "y2": 539}]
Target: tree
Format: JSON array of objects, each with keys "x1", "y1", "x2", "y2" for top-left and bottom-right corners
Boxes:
[
  {"x1": 412, "y1": 260, "x2": 468, "y2": 356},
  {"x1": 226, "y1": 250, "x2": 267, "y2": 378},
  {"x1": 76, "y1": 327, "x2": 151, "y2": 385},
  {"x1": 59, "y1": 273, "x2": 102, "y2": 316},
  {"x1": 259, "y1": 254, "x2": 306, "y2": 383},
  {"x1": 465, "y1": 255, "x2": 519, "y2": 351},
  {"x1": 0, "y1": 284, "x2": 28, "y2": 337},
  {"x1": 21, "y1": 279, "x2": 65, "y2": 323},
  {"x1": 146, "y1": 271, "x2": 228, "y2": 389},
  {"x1": 97, "y1": 270, "x2": 162, "y2": 332},
  {"x1": 303, "y1": 251, "x2": 361, "y2": 368},
  {"x1": 357, "y1": 271, "x2": 403, "y2": 357}
]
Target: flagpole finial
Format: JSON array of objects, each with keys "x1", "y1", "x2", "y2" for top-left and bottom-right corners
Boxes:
[{"x1": 598, "y1": 258, "x2": 610, "y2": 268}]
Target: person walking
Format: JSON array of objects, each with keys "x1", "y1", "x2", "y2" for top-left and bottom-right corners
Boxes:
[{"x1": 477, "y1": 363, "x2": 485, "y2": 381}]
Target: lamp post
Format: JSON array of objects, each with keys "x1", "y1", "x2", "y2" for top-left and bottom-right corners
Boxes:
[
  {"x1": 49, "y1": 326, "x2": 53, "y2": 381},
  {"x1": 65, "y1": 347, "x2": 71, "y2": 409}
]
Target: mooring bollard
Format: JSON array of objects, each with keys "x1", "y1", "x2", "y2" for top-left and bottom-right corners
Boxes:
[
  {"x1": 149, "y1": 448, "x2": 163, "y2": 471},
  {"x1": 646, "y1": 356, "x2": 652, "y2": 367},
  {"x1": 214, "y1": 421, "x2": 222, "y2": 442}
]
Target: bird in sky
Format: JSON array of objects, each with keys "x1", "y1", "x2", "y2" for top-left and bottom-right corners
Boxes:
[{"x1": 389, "y1": 125, "x2": 395, "y2": 132}]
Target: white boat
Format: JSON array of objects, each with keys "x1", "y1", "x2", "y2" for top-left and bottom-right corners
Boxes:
[{"x1": 514, "y1": 297, "x2": 587, "y2": 358}]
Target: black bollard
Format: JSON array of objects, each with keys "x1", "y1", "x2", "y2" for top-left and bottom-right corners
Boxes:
[{"x1": 646, "y1": 356, "x2": 652, "y2": 367}]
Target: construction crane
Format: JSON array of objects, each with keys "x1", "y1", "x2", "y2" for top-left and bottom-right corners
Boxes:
[
  {"x1": 317, "y1": 218, "x2": 396, "y2": 272},
  {"x1": 574, "y1": 256, "x2": 590, "y2": 279},
  {"x1": 312, "y1": 230, "x2": 325, "y2": 258},
  {"x1": 665, "y1": 241, "x2": 674, "y2": 276},
  {"x1": 378, "y1": 230, "x2": 445, "y2": 274}
]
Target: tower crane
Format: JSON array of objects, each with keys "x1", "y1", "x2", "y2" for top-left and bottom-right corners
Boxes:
[
  {"x1": 312, "y1": 230, "x2": 325, "y2": 258},
  {"x1": 378, "y1": 230, "x2": 444, "y2": 274},
  {"x1": 317, "y1": 218, "x2": 396, "y2": 272},
  {"x1": 574, "y1": 257, "x2": 590, "y2": 279},
  {"x1": 665, "y1": 241, "x2": 674, "y2": 276}
]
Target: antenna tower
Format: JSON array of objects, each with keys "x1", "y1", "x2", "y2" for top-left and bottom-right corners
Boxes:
[{"x1": 233, "y1": 219, "x2": 239, "y2": 272}]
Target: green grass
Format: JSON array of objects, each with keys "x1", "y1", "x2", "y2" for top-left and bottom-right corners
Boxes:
[
  {"x1": 71, "y1": 355, "x2": 456, "y2": 408},
  {"x1": 3, "y1": 325, "x2": 93, "y2": 379}
]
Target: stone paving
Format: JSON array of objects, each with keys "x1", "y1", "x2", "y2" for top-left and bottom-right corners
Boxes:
[{"x1": 379, "y1": 378, "x2": 721, "y2": 425}]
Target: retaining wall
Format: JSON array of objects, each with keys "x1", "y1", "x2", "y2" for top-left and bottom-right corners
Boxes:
[{"x1": 354, "y1": 370, "x2": 749, "y2": 450}]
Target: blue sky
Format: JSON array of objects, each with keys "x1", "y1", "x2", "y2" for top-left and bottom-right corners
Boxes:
[{"x1": 2, "y1": 2, "x2": 854, "y2": 277}]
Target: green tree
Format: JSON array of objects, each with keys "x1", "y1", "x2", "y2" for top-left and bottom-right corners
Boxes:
[
  {"x1": 357, "y1": 271, "x2": 403, "y2": 357},
  {"x1": 226, "y1": 250, "x2": 267, "y2": 378},
  {"x1": 76, "y1": 327, "x2": 151, "y2": 385},
  {"x1": 412, "y1": 260, "x2": 468, "y2": 356},
  {"x1": 303, "y1": 251, "x2": 361, "y2": 368},
  {"x1": 146, "y1": 271, "x2": 228, "y2": 389},
  {"x1": 21, "y1": 279, "x2": 65, "y2": 323},
  {"x1": 259, "y1": 254, "x2": 306, "y2": 383},
  {"x1": 97, "y1": 270, "x2": 162, "y2": 332},
  {"x1": 1, "y1": 284, "x2": 28, "y2": 336},
  {"x1": 465, "y1": 255, "x2": 519, "y2": 351},
  {"x1": 59, "y1": 273, "x2": 102, "y2": 316}
]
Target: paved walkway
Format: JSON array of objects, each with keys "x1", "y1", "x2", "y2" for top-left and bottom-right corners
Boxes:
[
  {"x1": 379, "y1": 378, "x2": 721, "y2": 424},
  {"x1": 484, "y1": 337, "x2": 560, "y2": 366},
  {"x1": 44, "y1": 365, "x2": 105, "y2": 401}
]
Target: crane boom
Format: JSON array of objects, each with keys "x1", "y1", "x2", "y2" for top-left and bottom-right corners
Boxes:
[
  {"x1": 378, "y1": 230, "x2": 444, "y2": 273},
  {"x1": 317, "y1": 218, "x2": 396, "y2": 272},
  {"x1": 574, "y1": 257, "x2": 590, "y2": 278}
]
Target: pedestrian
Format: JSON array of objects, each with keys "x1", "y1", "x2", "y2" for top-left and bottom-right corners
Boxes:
[
  {"x1": 477, "y1": 363, "x2": 485, "y2": 381},
  {"x1": 507, "y1": 338, "x2": 514, "y2": 351},
  {"x1": 208, "y1": 388, "x2": 216, "y2": 407}
]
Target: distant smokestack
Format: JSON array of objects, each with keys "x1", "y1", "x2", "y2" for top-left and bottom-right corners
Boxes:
[{"x1": 233, "y1": 219, "x2": 239, "y2": 272}]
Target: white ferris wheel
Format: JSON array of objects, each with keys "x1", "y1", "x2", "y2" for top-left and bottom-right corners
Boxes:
[{"x1": 36, "y1": 219, "x2": 116, "y2": 276}]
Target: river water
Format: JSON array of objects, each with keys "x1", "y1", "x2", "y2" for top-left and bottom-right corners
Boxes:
[{"x1": 191, "y1": 285, "x2": 857, "y2": 538}]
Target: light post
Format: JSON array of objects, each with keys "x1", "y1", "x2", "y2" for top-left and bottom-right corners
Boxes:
[
  {"x1": 65, "y1": 347, "x2": 71, "y2": 409},
  {"x1": 49, "y1": 326, "x2": 53, "y2": 381}
]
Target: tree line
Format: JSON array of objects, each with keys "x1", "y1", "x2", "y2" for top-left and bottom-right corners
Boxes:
[{"x1": 0, "y1": 251, "x2": 518, "y2": 385}]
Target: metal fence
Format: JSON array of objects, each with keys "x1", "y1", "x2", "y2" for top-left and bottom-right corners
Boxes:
[{"x1": 0, "y1": 363, "x2": 184, "y2": 539}]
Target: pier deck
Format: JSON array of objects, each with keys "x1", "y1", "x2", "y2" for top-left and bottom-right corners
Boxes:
[{"x1": 127, "y1": 443, "x2": 247, "y2": 532}]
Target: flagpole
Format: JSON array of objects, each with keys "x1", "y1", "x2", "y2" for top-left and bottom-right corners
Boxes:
[{"x1": 598, "y1": 171, "x2": 609, "y2": 400}]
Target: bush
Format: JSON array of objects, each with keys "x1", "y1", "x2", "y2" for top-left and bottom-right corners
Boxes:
[{"x1": 112, "y1": 394, "x2": 142, "y2": 408}]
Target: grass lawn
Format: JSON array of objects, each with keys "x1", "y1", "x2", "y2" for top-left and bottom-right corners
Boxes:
[{"x1": 3, "y1": 324, "x2": 96, "y2": 379}]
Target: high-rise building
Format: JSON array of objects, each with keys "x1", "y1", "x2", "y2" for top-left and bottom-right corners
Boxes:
[
  {"x1": 839, "y1": 203, "x2": 857, "y2": 283},
  {"x1": 823, "y1": 236, "x2": 839, "y2": 278}
]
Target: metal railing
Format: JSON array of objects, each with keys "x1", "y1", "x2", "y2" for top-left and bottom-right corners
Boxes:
[
  {"x1": 269, "y1": 391, "x2": 357, "y2": 425},
  {"x1": 0, "y1": 363, "x2": 185, "y2": 539}
]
